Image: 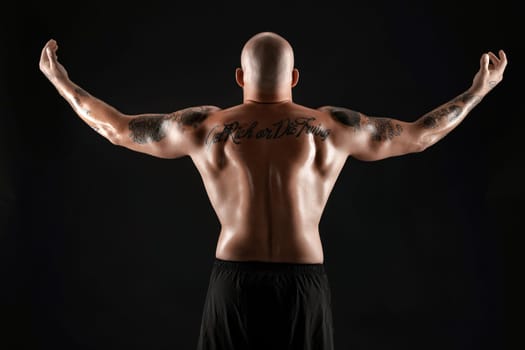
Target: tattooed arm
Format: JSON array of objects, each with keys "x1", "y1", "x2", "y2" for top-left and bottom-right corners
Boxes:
[
  {"x1": 319, "y1": 50, "x2": 507, "y2": 161},
  {"x1": 39, "y1": 39, "x2": 220, "y2": 158},
  {"x1": 114, "y1": 106, "x2": 220, "y2": 158}
]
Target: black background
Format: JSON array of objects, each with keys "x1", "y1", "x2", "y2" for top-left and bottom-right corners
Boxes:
[{"x1": 1, "y1": 1, "x2": 522, "y2": 349}]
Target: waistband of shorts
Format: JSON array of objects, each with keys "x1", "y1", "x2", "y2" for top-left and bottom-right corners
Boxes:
[{"x1": 213, "y1": 257, "x2": 326, "y2": 274}]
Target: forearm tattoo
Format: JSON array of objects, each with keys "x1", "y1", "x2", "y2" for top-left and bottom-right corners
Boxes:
[
  {"x1": 74, "y1": 87, "x2": 90, "y2": 97},
  {"x1": 71, "y1": 87, "x2": 91, "y2": 116},
  {"x1": 127, "y1": 106, "x2": 215, "y2": 144},
  {"x1": 205, "y1": 117, "x2": 331, "y2": 147},
  {"x1": 418, "y1": 92, "x2": 481, "y2": 129},
  {"x1": 452, "y1": 92, "x2": 482, "y2": 113},
  {"x1": 419, "y1": 105, "x2": 462, "y2": 129}
]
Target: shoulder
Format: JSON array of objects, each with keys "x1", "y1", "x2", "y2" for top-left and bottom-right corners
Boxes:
[
  {"x1": 169, "y1": 105, "x2": 222, "y2": 121},
  {"x1": 316, "y1": 105, "x2": 364, "y2": 129}
]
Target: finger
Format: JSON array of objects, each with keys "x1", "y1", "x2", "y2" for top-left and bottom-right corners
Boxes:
[
  {"x1": 40, "y1": 41, "x2": 50, "y2": 64},
  {"x1": 46, "y1": 43, "x2": 58, "y2": 62},
  {"x1": 48, "y1": 39, "x2": 58, "y2": 52},
  {"x1": 487, "y1": 51, "x2": 500, "y2": 65},
  {"x1": 499, "y1": 49, "x2": 508, "y2": 68},
  {"x1": 46, "y1": 47, "x2": 54, "y2": 62},
  {"x1": 480, "y1": 53, "x2": 489, "y2": 71}
]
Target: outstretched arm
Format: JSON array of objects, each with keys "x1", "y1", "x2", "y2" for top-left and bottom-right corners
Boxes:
[
  {"x1": 39, "y1": 39, "x2": 220, "y2": 158},
  {"x1": 320, "y1": 50, "x2": 508, "y2": 161}
]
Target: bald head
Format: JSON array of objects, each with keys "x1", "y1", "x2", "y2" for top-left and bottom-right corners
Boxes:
[{"x1": 238, "y1": 32, "x2": 297, "y2": 98}]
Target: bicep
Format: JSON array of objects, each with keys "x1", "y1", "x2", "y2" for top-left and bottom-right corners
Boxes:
[{"x1": 320, "y1": 106, "x2": 424, "y2": 161}]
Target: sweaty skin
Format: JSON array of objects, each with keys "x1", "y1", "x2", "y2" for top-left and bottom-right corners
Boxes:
[{"x1": 39, "y1": 32, "x2": 507, "y2": 263}]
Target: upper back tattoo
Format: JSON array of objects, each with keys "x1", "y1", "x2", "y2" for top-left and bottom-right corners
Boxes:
[{"x1": 205, "y1": 117, "x2": 331, "y2": 148}]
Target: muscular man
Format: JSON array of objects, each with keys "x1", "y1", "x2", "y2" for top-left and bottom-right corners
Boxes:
[{"x1": 39, "y1": 32, "x2": 507, "y2": 350}]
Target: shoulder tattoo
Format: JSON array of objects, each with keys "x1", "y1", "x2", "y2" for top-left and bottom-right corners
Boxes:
[{"x1": 326, "y1": 107, "x2": 362, "y2": 130}]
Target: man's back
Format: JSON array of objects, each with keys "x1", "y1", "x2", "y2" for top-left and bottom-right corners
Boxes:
[
  {"x1": 38, "y1": 30, "x2": 506, "y2": 349},
  {"x1": 191, "y1": 101, "x2": 347, "y2": 263}
]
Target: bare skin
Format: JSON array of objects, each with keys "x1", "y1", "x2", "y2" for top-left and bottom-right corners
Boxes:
[{"x1": 39, "y1": 32, "x2": 507, "y2": 263}]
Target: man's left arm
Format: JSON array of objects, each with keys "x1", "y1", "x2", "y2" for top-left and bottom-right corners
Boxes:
[{"x1": 319, "y1": 49, "x2": 508, "y2": 161}]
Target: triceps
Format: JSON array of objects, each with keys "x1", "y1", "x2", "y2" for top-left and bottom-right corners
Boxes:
[
  {"x1": 127, "y1": 114, "x2": 169, "y2": 144},
  {"x1": 125, "y1": 106, "x2": 215, "y2": 145},
  {"x1": 325, "y1": 105, "x2": 405, "y2": 142}
]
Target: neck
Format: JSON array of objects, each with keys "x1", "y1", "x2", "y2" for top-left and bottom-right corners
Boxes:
[{"x1": 242, "y1": 88, "x2": 293, "y2": 104}]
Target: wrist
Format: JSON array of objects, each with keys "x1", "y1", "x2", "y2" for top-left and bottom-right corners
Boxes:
[
  {"x1": 467, "y1": 84, "x2": 487, "y2": 97},
  {"x1": 52, "y1": 76, "x2": 74, "y2": 94}
]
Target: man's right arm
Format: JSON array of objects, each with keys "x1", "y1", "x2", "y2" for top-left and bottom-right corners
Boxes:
[
  {"x1": 320, "y1": 50, "x2": 507, "y2": 161},
  {"x1": 39, "y1": 39, "x2": 220, "y2": 159}
]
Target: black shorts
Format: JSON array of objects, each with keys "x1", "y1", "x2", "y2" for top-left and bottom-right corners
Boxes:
[{"x1": 196, "y1": 258, "x2": 335, "y2": 350}]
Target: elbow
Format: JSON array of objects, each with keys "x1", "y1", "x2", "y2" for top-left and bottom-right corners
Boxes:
[
  {"x1": 108, "y1": 136, "x2": 121, "y2": 146},
  {"x1": 107, "y1": 122, "x2": 127, "y2": 146},
  {"x1": 413, "y1": 136, "x2": 431, "y2": 153},
  {"x1": 106, "y1": 116, "x2": 128, "y2": 146},
  {"x1": 415, "y1": 142, "x2": 428, "y2": 153},
  {"x1": 105, "y1": 127, "x2": 124, "y2": 146},
  {"x1": 88, "y1": 124, "x2": 122, "y2": 146}
]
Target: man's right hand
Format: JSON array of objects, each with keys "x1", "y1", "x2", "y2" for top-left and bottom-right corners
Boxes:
[{"x1": 39, "y1": 39, "x2": 69, "y2": 84}]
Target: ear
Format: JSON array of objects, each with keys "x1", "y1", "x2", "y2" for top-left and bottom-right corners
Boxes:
[
  {"x1": 291, "y1": 68, "x2": 299, "y2": 87},
  {"x1": 235, "y1": 68, "x2": 244, "y2": 87}
]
